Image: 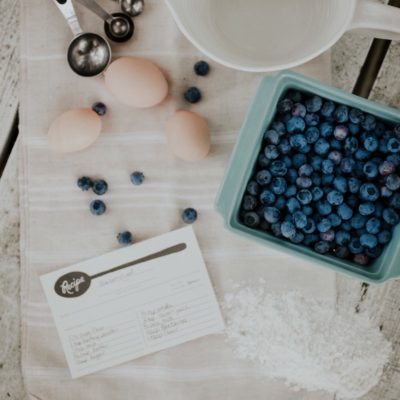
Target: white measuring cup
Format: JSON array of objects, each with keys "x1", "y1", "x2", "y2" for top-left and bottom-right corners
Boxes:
[{"x1": 165, "y1": 0, "x2": 400, "y2": 72}]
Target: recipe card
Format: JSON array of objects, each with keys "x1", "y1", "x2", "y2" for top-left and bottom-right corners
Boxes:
[{"x1": 41, "y1": 227, "x2": 224, "y2": 378}]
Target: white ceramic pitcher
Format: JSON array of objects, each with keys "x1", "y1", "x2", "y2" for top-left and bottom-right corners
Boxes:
[{"x1": 165, "y1": 0, "x2": 400, "y2": 72}]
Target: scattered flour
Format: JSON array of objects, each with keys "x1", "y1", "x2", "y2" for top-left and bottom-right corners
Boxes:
[{"x1": 223, "y1": 283, "x2": 392, "y2": 399}]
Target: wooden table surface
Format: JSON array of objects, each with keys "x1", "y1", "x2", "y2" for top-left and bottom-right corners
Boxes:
[{"x1": 1, "y1": 2, "x2": 400, "y2": 399}]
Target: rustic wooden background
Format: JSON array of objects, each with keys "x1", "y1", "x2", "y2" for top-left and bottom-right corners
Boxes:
[{"x1": 1, "y1": 1, "x2": 400, "y2": 399}]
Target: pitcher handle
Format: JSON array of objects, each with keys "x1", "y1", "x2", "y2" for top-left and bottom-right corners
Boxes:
[{"x1": 349, "y1": 0, "x2": 400, "y2": 41}]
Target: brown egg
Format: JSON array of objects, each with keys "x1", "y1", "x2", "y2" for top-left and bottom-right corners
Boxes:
[
  {"x1": 165, "y1": 110, "x2": 210, "y2": 162},
  {"x1": 104, "y1": 56, "x2": 168, "y2": 108},
  {"x1": 48, "y1": 109, "x2": 102, "y2": 153}
]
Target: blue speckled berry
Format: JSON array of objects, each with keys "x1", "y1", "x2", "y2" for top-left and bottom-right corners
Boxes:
[
  {"x1": 258, "y1": 154, "x2": 270, "y2": 168},
  {"x1": 256, "y1": 170, "x2": 272, "y2": 185},
  {"x1": 291, "y1": 231, "x2": 305, "y2": 244},
  {"x1": 264, "y1": 144, "x2": 279, "y2": 160},
  {"x1": 333, "y1": 125, "x2": 348, "y2": 141},
  {"x1": 279, "y1": 139, "x2": 291, "y2": 154},
  {"x1": 334, "y1": 105, "x2": 349, "y2": 123},
  {"x1": 383, "y1": 208, "x2": 399, "y2": 225},
  {"x1": 314, "y1": 138, "x2": 330, "y2": 155},
  {"x1": 321, "y1": 229, "x2": 335, "y2": 242},
  {"x1": 311, "y1": 187, "x2": 324, "y2": 202},
  {"x1": 302, "y1": 206, "x2": 313, "y2": 216},
  {"x1": 194, "y1": 60, "x2": 210, "y2": 76},
  {"x1": 366, "y1": 217, "x2": 381, "y2": 234},
  {"x1": 285, "y1": 184, "x2": 297, "y2": 197},
  {"x1": 271, "y1": 177, "x2": 287, "y2": 195},
  {"x1": 311, "y1": 173, "x2": 321, "y2": 186},
  {"x1": 293, "y1": 211, "x2": 307, "y2": 229},
  {"x1": 264, "y1": 129, "x2": 280, "y2": 145},
  {"x1": 340, "y1": 157, "x2": 355, "y2": 173},
  {"x1": 281, "y1": 221, "x2": 296, "y2": 239},
  {"x1": 349, "y1": 238, "x2": 363, "y2": 254},
  {"x1": 336, "y1": 230, "x2": 351, "y2": 246},
  {"x1": 348, "y1": 123, "x2": 360, "y2": 135},
  {"x1": 303, "y1": 218, "x2": 317, "y2": 234},
  {"x1": 321, "y1": 159, "x2": 334, "y2": 174},
  {"x1": 363, "y1": 136, "x2": 378, "y2": 152},
  {"x1": 92, "y1": 102, "x2": 107, "y2": 116},
  {"x1": 321, "y1": 101, "x2": 335, "y2": 118},
  {"x1": 271, "y1": 121, "x2": 286, "y2": 135},
  {"x1": 247, "y1": 180, "x2": 260, "y2": 196},
  {"x1": 290, "y1": 134, "x2": 308, "y2": 152},
  {"x1": 242, "y1": 195, "x2": 257, "y2": 210},
  {"x1": 361, "y1": 114, "x2": 376, "y2": 131},
  {"x1": 365, "y1": 246, "x2": 383, "y2": 259},
  {"x1": 354, "y1": 254, "x2": 370, "y2": 265},
  {"x1": 298, "y1": 164, "x2": 313, "y2": 177},
  {"x1": 328, "y1": 150, "x2": 342, "y2": 165},
  {"x1": 388, "y1": 137, "x2": 400, "y2": 153},
  {"x1": 292, "y1": 153, "x2": 307, "y2": 168},
  {"x1": 314, "y1": 241, "x2": 330, "y2": 254},
  {"x1": 386, "y1": 174, "x2": 400, "y2": 191},
  {"x1": 243, "y1": 212, "x2": 260, "y2": 228},
  {"x1": 260, "y1": 189, "x2": 276, "y2": 205},
  {"x1": 310, "y1": 156, "x2": 323, "y2": 171},
  {"x1": 360, "y1": 183, "x2": 379, "y2": 201},
  {"x1": 363, "y1": 161, "x2": 378, "y2": 179},
  {"x1": 337, "y1": 203, "x2": 353, "y2": 220},
  {"x1": 317, "y1": 200, "x2": 332, "y2": 216},
  {"x1": 296, "y1": 189, "x2": 312, "y2": 205},
  {"x1": 387, "y1": 154, "x2": 400, "y2": 166},
  {"x1": 117, "y1": 231, "x2": 133, "y2": 245},
  {"x1": 271, "y1": 222, "x2": 282, "y2": 237},
  {"x1": 269, "y1": 160, "x2": 288, "y2": 176},
  {"x1": 349, "y1": 108, "x2": 364, "y2": 124},
  {"x1": 379, "y1": 138, "x2": 389, "y2": 154},
  {"x1": 355, "y1": 148, "x2": 371, "y2": 161},
  {"x1": 328, "y1": 213, "x2": 342, "y2": 227},
  {"x1": 184, "y1": 87, "x2": 201, "y2": 103},
  {"x1": 351, "y1": 213, "x2": 367, "y2": 229},
  {"x1": 347, "y1": 195, "x2": 359, "y2": 208},
  {"x1": 305, "y1": 95, "x2": 322, "y2": 113},
  {"x1": 277, "y1": 98, "x2": 293, "y2": 114},
  {"x1": 92, "y1": 179, "x2": 108, "y2": 195},
  {"x1": 305, "y1": 127, "x2": 320, "y2": 144},
  {"x1": 321, "y1": 174, "x2": 334, "y2": 186},
  {"x1": 291, "y1": 103, "x2": 306, "y2": 117},
  {"x1": 90, "y1": 199, "x2": 106, "y2": 216},
  {"x1": 359, "y1": 202, "x2": 375, "y2": 216},
  {"x1": 286, "y1": 116, "x2": 305, "y2": 133},
  {"x1": 335, "y1": 246, "x2": 350, "y2": 259},
  {"x1": 305, "y1": 113, "x2": 319, "y2": 127},
  {"x1": 332, "y1": 176, "x2": 347, "y2": 194},
  {"x1": 317, "y1": 218, "x2": 332, "y2": 233},
  {"x1": 389, "y1": 192, "x2": 400, "y2": 208},
  {"x1": 287, "y1": 197, "x2": 301, "y2": 213},
  {"x1": 378, "y1": 230, "x2": 392, "y2": 245},
  {"x1": 275, "y1": 196, "x2": 287, "y2": 210},
  {"x1": 77, "y1": 176, "x2": 93, "y2": 191},
  {"x1": 263, "y1": 207, "x2": 281, "y2": 223},
  {"x1": 327, "y1": 190, "x2": 343, "y2": 206},
  {"x1": 381, "y1": 186, "x2": 393, "y2": 198},
  {"x1": 182, "y1": 208, "x2": 198, "y2": 224},
  {"x1": 379, "y1": 160, "x2": 395, "y2": 176},
  {"x1": 344, "y1": 137, "x2": 358, "y2": 154},
  {"x1": 319, "y1": 122, "x2": 333, "y2": 138},
  {"x1": 296, "y1": 176, "x2": 312, "y2": 189},
  {"x1": 360, "y1": 233, "x2": 378, "y2": 249},
  {"x1": 130, "y1": 171, "x2": 144, "y2": 186}
]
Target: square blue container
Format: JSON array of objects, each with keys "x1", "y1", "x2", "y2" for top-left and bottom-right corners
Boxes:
[{"x1": 216, "y1": 71, "x2": 400, "y2": 283}]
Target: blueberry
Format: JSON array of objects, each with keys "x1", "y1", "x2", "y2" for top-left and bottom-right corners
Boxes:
[
  {"x1": 328, "y1": 213, "x2": 342, "y2": 227},
  {"x1": 334, "y1": 105, "x2": 349, "y2": 123},
  {"x1": 387, "y1": 154, "x2": 400, "y2": 166},
  {"x1": 317, "y1": 200, "x2": 332, "y2": 216},
  {"x1": 296, "y1": 189, "x2": 313, "y2": 205},
  {"x1": 344, "y1": 137, "x2": 358, "y2": 153},
  {"x1": 361, "y1": 114, "x2": 376, "y2": 131},
  {"x1": 333, "y1": 176, "x2": 348, "y2": 193},
  {"x1": 271, "y1": 177, "x2": 287, "y2": 195},
  {"x1": 117, "y1": 231, "x2": 133, "y2": 245},
  {"x1": 92, "y1": 102, "x2": 107, "y2": 116},
  {"x1": 378, "y1": 230, "x2": 392, "y2": 245},
  {"x1": 359, "y1": 202, "x2": 375, "y2": 216},
  {"x1": 271, "y1": 222, "x2": 282, "y2": 237},
  {"x1": 321, "y1": 229, "x2": 335, "y2": 242},
  {"x1": 366, "y1": 217, "x2": 381, "y2": 234},
  {"x1": 182, "y1": 207, "x2": 198, "y2": 224},
  {"x1": 333, "y1": 125, "x2": 348, "y2": 141},
  {"x1": 305, "y1": 113, "x2": 319, "y2": 127},
  {"x1": 258, "y1": 154, "x2": 270, "y2": 168},
  {"x1": 194, "y1": 60, "x2": 210, "y2": 76},
  {"x1": 264, "y1": 207, "x2": 281, "y2": 223},
  {"x1": 242, "y1": 195, "x2": 258, "y2": 210},
  {"x1": 293, "y1": 211, "x2": 307, "y2": 229},
  {"x1": 286, "y1": 117, "x2": 306, "y2": 133},
  {"x1": 292, "y1": 153, "x2": 307, "y2": 168},
  {"x1": 381, "y1": 186, "x2": 393, "y2": 198},
  {"x1": 247, "y1": 180, "x2": 260, "y2": 196},
  {"x1": 321, "y1": 101, "x2": 335, "y2": 118},
  {"x1": 290, "y1": 231, "x2": 305, "y2": 244},
  {"x1": 311, "y1": 173, "x2": 322, "y2": 186},
  {"x1": 305, "y1": 95, "x2": 322, "y2": 113},
  {"x1": 389, "y1": 192, "x2": 400, "y2": 208},
  {"x1": 314, "y1": 241, "x2": 330, "y2": 254},
  {"x1": 243, "y1": 212, "x2": 260, "y2": 228},
  {"x1": 269, "y1": 160, "x2": 288, "y2": 176},
  {"x1": 281, "y1": 221, "x2": 297, "y2": 239},
  {"x1": 287, "y1": 168, "x2": 298, "y2": 183},
  {"x1": 382, "y1": 208, "x2": 399, "y2": 225},
  {"x1": 319, "y1": 122, "x2": 333, "y2": 138},
  {"x1": 291, "y1": 103, "x2": 307, "y2": 117},
  {"x1": 256, "y1": 170, "x2": 272, "y2": 185},
  {"x1": 350, "y1": 213, "x2": 367, "y2": 229},
  {"x1": 312, "y1": 187, "x2": 324, "y2": 202},
  {"x1": 77, "y1": 176, "x2": 93, "y2": 191},
  {"x1": 305, "y1": 127, "x2": 320, "y2": 144},
  {"x1": 363, "y1": 136, "x2": 378, "y2": 152},
  {"x1": 287, "y1": 198, "x2": 301, "y2": 213},
  {"x1": 341, "y1": 222, "x2": 352, "y2": 231},
  {"x1": 264, "y1": 145, "x2": 279, "y2": 160},
  {"x1": 322, "y1": 159, "x2": 334, "y2": 174},
  {"x1": 322, "y1": 174, "x2": 334, "y2": 186},
  {"x1": 349, "y1": 108, "x2": 364, "y2": 124},
  {"x1": 285, "y1": 184, "x2": 297, "y2": 197},
  {"x1": 317, "y1": 218, "x2": 332, "y2": 233},
  {"x1": 349, "y1": 238, "x2": 363, "y2": 254},
  {"x1": 296, "y1": 176, "x2": 312, "y2": 189},
  {"x1": 365, "y1": 246, "x2": 383, "y2": 259},
  {"x1": 388, "y1": 138, "x2": 400, "y2": 153},
  {"x1": 279, "y1": 139, "x2": 291, "y2": 154},
  {"x1": 92, "y1": 179, "x2": 108, "y2": 195},
  {"x1": 335, "y1": 246, "x2": 350, "y2": 259},
  {"x1": 259, "y1": 189, "x2": 276, "y2": 205},
  {"x1": 184, "y1": 87, "x2": 201, "y2": 103},
  {"x1": 264, "y1": 129, "x2": 280, "y2": 145},
  {"x1": 330, "y1": 138, "x2": 341, "y2": 150},
  {"x1": 360, "y1": 183, "x2": 379, "y2": 201},
  {"x1": 130, "y1": 171, "x2": 145, "y2": 186},
  {"x1": 386, "y1": 174, "x2": 400, "y2": 191},
  {"x1": 277, "y1": 98, "x2": 293, "y2": 114},
  {"x1": 311, "y1": 156, "x2": 323, "y2": 171},
  {"x1": 328, "y1": 150, "x2": 342, "y2": 165},
  {"x1": 298, "y1": 164, "x2": 313, "y2": 177},
  {"x1": 290, "y1": 134, "x2": 308, "y2": 152},
  {"x1": 355, "y1": 148, "x2": 371, "y2": 161},
  {"x1": 346, "y1": 177, "x2": 360, "y2": 194},
  {"x1": 327, "y1": 190, "x2": 343, "y2": 206},
  {"x1": 379, "y1": 160, "x2": 395, "y2": 176},
  {"x1": 336, "y1": 230, "x2": 351, "y2": 246},
  {"x1": 314, "y1": 138, "x2": 330, "y2": 155},
  {"x1": 337, "y1": 203, "x2": 353, "y2": 220},
  {"x1": 363, "y1": 161, "x2": 378, "y2": 179},
  {"x1": 275, "y1": 196, "x2": 287, "y2": 210},
  {"x1": 303, "y1": 218, "x2": 317, "y2": 233},
  {"x1": 302, "y1": 206, "x2": 313, "y2": 216},
  {"x1": 271, "y1": 121, "x2": 286, "y2": 135},
  {"x1": 360, "y1": 233, "x2": 378, "y2": 249},
  {"x1": 348, "y1": 123, "x2": 360, "y2": 135},
  {"x1": 353, "y1": 254, "x2": 370, "y2": 265},
  {"x1": 90, "y1": 199, "x2": 106, "y2": 216}
]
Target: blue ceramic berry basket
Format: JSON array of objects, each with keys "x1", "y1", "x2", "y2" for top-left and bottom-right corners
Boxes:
[{"x1": 215, "y1": 70, "x2": 400, "y2": 283}]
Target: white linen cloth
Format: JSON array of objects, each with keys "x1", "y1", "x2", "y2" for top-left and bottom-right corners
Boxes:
[{"x1": 20, "y1": 1, "x2": 335, "y2": 399}]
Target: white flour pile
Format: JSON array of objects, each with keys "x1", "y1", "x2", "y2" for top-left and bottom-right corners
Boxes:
[{"x1": 223, "y1": 284, "x2": 392, "y2": 399}]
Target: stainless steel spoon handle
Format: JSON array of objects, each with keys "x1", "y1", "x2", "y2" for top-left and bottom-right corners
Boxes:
[
  {"x1": 52, "y1": 0, "x2": 82, "y2": 37},
  {"x1": 75, "y1": 0, "x2": 114, "y2": 24}
]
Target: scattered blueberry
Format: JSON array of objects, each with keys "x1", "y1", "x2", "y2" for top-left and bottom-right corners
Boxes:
[
  {"x1": 246, "y1": 180, "x2": 260, "y2": 196},
  {"x1": 281, "y1": 221, "x2": 296, "y2": 239},
  {"x1": 256, "y1": 170, "x2": 272, "y2": 185},
  {"x1": 334, "y1": 105, "x2": 349, "y2": 123},
  {"x1": 90, "y1": 200, "x2": 106, "y2": 216},
  {"x1": 242, "y1": 195, "x2": 257, "y2": 210},
  {"x1": 333, "y1": 125, "x2": 348, "y2": 141},
  {"x1": 386, "y1": 174, "x2": 400, "y2": 191},
  {"x1": 291, "y1": 103, "x2": 306, "y2": 117},
  {"x1": 77, "y1": 176, "x2": 93, "y2": 191},
  {"x1": 314, "y1": 241, "x2": 330, "y2": 254},
  {"x1": 243, "y1": 212, "x2": 260, "y2": 228},
  {"x1": 194, "y1": 60, "x2": 210, "y2": 76},
  {"x1": 130, "y1": 171, "x2": 145, "y2": 186},
  {"x1": 92, "y1": 102, "x2": 107, "y2": 116},
  {"x1": 264, "y1": 130, "x2": 280, "y2": 145},
  {"x1": 182, "y1": 207, "x2": 198, "y2": 224},
  {"x1": 305, "y1": 96, "x2": 322, "y2": 113},
  {"x1": 92, "y1": 179, "x2": 108, "y2": 195},
  {"x1": 117, "y1": 231, "x2": 133, "y2": 245},
  {"x1": 184, "y1": 87, "x2": 201, "y2": 103}
]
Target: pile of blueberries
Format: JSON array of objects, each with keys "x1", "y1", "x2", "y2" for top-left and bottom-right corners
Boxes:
[{"x1": 239, "y1": 90, "x2": 400, "y2": 266}]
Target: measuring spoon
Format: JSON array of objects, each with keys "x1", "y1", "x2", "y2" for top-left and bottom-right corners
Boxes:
[
  {"x1": 54, "y1": 243, "x2": 187, "y2": 298},
  {"x1": 53, "y1": 0, "x2": 111, "y2": 77},
  {"x1": 76, "y1": 0, "x2": 134, "y2": 43}
]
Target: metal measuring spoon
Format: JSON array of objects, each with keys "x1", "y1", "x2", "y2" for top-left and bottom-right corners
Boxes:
[
  {"x1": 54, "y1": 243, "x2": 187, "y2": 298},
  {"x1": 76, "y1": 0, "x2": 134, "y2": 43},
  {"x1": 53, "y1": 0, "x2": 111, "y2": 77}
]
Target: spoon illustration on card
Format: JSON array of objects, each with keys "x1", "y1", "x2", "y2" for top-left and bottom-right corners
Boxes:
[{"x1": 54, "y1": 243, "x2": 187, "y2": 298}]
